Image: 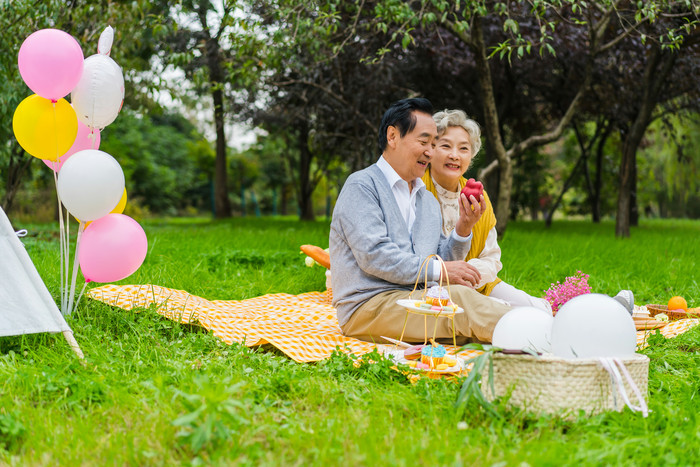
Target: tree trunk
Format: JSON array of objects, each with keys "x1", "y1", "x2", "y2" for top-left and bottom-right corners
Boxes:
[
  {"x1": 201, "y1": 6, "x2": 231, "y2": 219},
  {"x1": 471, "y1": 18, "x2": 511, "y2": 236},
  {"x1": 591, "y1": 123, "x2": 612, "y2": 223},
  {"x1": 630, "y1": 155, "x2": 639, "y2": 226},
  {"x1": 297, "y1": 120, "x2": 315, "y2": 221},
  {"x1": 616, "y1": 45, "x2": 675, "y2": 237},
  {"x1": 212, "y1": 82, "x2": 231, "y2": 218}
]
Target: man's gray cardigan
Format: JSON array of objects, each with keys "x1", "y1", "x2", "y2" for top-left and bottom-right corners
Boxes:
[{"x1": 329, "y1": 163, "x2": 470, "y2": 326}]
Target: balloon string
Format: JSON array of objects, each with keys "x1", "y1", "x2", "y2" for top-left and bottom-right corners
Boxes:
[
  {"x1": 64, "y1": 205, "x2": 71, "y2": 314},
  {"x1": 51, "y1": 102, "x2": 70, "y2": 314},
  {"x1": 66, "y1": 221, "x2": 85, "y2": 316},
  {"x1": 73, "y1": 281, "x2": 89, "y2": 313},
  {"x1": 52, "y1": 170, "x2": 66, "y2": 314}
]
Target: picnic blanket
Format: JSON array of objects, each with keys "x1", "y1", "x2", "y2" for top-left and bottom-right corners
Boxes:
[{"x1": 87, "y1": 284, "x2": 699, "y2": 363}]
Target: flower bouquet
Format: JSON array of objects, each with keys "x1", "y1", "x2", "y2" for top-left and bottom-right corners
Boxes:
[{"x1": 544, "y1": 271, "x2": 592, "y2": 315}]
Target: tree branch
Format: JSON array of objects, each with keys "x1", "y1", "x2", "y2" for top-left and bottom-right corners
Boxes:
[
  {"x1": 330, "y1": 0, "x2": 367, "y2": 59},
  {"x1": 477, "y1": 159, "x2": 499, "y2": 180},
  {"x1": 271, "y1": 78, "x2": 376, "y2": 132},
  {"x1": 505, "y1": 74, "x2": 589, "y2": 159},
  {"x1": 444, "y1": 18, "x2": 473, "y2": 47}
]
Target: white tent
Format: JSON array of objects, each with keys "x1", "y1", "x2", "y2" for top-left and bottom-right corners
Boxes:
[{"x1": 0, "y1": 207, "x2": 83, "y2": 358}]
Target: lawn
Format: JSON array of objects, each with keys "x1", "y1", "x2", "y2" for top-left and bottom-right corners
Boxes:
[{"x1": 1, "y1": 217, "x2": 699, "y2": 465}]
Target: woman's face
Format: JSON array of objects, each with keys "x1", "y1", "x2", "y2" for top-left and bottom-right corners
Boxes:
[{"x1": 430, "y1": 126, "x2": 473, "y2": 190}]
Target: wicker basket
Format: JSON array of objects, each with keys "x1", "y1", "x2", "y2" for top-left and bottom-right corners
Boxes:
[
  {"x1": 481, "y1": 353, "x2": 649, "y2": 416},
  {"x1": 645, "y1": 304, "x2": 698, "y2": 321}
]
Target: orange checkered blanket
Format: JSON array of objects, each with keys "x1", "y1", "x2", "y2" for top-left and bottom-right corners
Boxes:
[{"x1": 87, "y1": 285, "x2": 698, "y2": 363}]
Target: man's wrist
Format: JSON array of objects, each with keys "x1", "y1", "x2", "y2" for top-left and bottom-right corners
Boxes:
[{"x1": 452, "y1": 229, "x2": 473, "y2": 242}]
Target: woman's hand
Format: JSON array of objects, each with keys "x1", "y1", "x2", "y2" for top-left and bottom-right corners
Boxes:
[{"x1": 454, "y1": 193, "x2": 485, "y2": 238}]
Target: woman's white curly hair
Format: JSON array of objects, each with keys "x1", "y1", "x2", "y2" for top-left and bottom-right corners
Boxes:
[{"x1": 433, "y1": 109, "x2": 482, "y2": 155}]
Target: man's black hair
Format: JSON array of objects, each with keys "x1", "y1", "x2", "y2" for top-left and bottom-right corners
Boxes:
[{"x1": 377, "y1": 97, "x2": 434, "y2": 154}]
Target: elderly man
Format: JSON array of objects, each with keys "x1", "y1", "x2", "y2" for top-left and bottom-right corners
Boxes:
[{"x1": 329, "y1": 98, "x2": 512, "y2": 344}]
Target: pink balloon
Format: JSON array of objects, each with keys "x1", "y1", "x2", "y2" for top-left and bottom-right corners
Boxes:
[
  {"x1": 18, "y1": 29, "x2": 84, "y2": 101},
  {"x1": 43, "y1": 120, "x2": 100, "y2": 172},
  {"x1": 79, "y1": 214, "x2": 147, "y2": 283}
]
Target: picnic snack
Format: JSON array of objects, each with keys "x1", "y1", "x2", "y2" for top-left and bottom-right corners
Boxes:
[
  {"x1": 421, "y1": 341, "x2": 446, "y2": 368},
  {"x1": 403, "y1": 345, "x2": 424, "y2": 361},
  {"x1": 668, "y1": 296, "x2": 688, "y2": 311},
  {"x1": 443, "y1": 356, "x2": 457, "y2": 366},
  {"x1": 426, "y1": 286, "x2": 451, "y2": 306}
]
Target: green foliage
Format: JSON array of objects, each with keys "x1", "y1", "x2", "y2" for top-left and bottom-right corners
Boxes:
[
  {"x1": 0, "y1": 1, "x2": 62, "y2": 210},
  {"x1": 0, "y1": 410, "x2": 26, "y2": 452},
  {"x1": 100, "y1": 111, "x2": 214, "y2": 215},
  {"x1": 638, "y1": 114, "x2": 700, "y2": 218},
  {"x1": 0, "y1": 0, "x2": 185, "y2": 215},
  {"x1": 172, "y1": 377, "x2": 255, "y2": 455},
  {"x1": 455, "y1": 344, "x2": 501, "y2": 418}
]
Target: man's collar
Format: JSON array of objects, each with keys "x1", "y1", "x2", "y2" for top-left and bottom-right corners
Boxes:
[{"x1": 377, "y1": 155, "x2": 425, "y2": 191}]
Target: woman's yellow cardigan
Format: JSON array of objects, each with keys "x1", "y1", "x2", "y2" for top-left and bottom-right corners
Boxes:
[{"x1": 422, "y1": 169, "x2": 501, "y2": 295}]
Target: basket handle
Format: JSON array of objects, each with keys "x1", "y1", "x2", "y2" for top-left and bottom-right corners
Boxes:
[{"x1": 409, "y1": 254, "x2": 454, "y2": 304}]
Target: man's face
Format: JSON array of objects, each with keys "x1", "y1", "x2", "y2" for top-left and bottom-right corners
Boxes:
[{"x1": 385, "y1": 111, "x2": 437, "y2": 182}]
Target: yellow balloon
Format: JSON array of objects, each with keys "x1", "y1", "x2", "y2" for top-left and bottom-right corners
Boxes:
[
  {"x1": 112, "y1": 188, "x2": 127, "y2": 215},
  {"x1": 80, "y1": 189, "x2": 127, "y2": 226},
  {"x1": 12, "y1": 94, "x2": 78, "y2": 161}
]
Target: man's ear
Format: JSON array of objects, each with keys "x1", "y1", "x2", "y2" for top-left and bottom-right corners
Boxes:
[{"x1": 386, "y1": 125, "x2": 399, "y2": 149}]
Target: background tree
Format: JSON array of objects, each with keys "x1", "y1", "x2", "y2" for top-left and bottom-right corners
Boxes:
[
  {"x1": 160, "y1": 0, "x2": 266, "y2": 218},
  {"x1": 100, "y1": 111, "x2": 214, "y2": 215},
  {"x1": 279, "y1": 0, "x2": 699, "y2": 234},
  {"x1": 253, "y1": 0, "x2": 416, "y2": 219}
]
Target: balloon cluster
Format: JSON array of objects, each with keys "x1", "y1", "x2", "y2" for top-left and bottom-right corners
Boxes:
[
  {"x1": 11, "y1": 27, "x2": 146, "y2": 310},
  {"x1": 492, "y1": 294, "x2": 637, "y2": 359}
]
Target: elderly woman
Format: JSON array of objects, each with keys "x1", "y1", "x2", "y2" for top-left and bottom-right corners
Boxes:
[{"x1": 421, "y1": 109, "x2": 552, "y2": 312}]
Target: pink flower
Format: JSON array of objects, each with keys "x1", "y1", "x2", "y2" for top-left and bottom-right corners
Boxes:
[{"x1": 544, "y1": 271, "x2": 592, "y2": 315}]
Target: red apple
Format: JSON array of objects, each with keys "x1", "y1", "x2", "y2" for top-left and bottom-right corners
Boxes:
[{"x1": 460, "y1": 178, "x2": 484, "y2": 199}]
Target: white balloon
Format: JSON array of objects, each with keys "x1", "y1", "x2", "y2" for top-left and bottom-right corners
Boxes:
[
  {"x1": 492, "y1": 306, "x2": 553, "y2": 353},
  {"x1": 71, "y1": 54, "x2": 124, "y2": 130},
  {"x1": 551, "y1": 293, "x2": 637, "y2": 359},
  {"x1": 57, "y1": 149, "x2": 125, "y2": 221}
]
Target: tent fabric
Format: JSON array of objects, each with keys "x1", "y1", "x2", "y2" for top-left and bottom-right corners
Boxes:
[
  {"x1": 0, "y1": 207, "x2": 71, "y2": 337},
  {"x1": 86, "y1": 284, "x2": 700, "y2": 363}
]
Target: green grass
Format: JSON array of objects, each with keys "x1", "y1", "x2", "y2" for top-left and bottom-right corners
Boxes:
[{"x1": 1, "y1": 217, "x2": 699, "y2": 465}]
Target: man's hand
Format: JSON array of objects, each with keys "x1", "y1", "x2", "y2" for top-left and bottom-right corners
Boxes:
[
  {"x1": 454, "y1": 193, "x2": 485, "y2": 237},
  {"x1": 440, "y1": 261, "x2": 482, "y2": 288}
]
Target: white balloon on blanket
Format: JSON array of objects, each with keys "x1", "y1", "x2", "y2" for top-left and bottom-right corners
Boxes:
[
  {"x1": 492, "y1": 306, "x2": 553, "y2": 354},
  {"x1": 551, "y1": 293, "x2": 637, "y2": 359}
]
